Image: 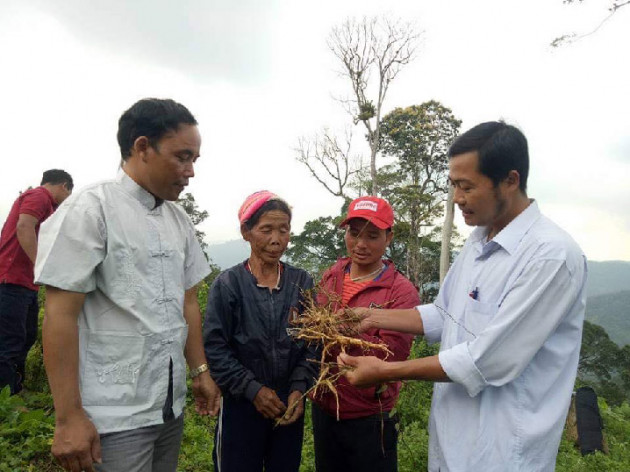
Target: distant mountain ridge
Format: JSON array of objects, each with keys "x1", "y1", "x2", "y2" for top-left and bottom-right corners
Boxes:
[
  {"x1": 582, "y1": 262, "x2": 630, "y2": 346},
  {"x1": 585, "y1": 290, "x2": 630, "y2": 346},
  {"x1": 587, "y1": 261, "x2": 630, "y2": 297},
  {"x1": 207, "y1": 239, "x2": 250, "y2": 270}
]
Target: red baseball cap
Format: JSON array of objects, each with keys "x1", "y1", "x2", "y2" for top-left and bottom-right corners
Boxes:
[{"x1": 339, "y1": 196, "x2": 394, "y2": 230}]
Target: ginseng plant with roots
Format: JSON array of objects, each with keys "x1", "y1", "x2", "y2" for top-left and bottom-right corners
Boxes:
[{"x1": 278, "y1": 287, "x2": 392, "y2": 424}]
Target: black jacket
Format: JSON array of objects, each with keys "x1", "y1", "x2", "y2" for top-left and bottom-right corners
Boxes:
[{"x1": 203, "y1": 261, "x2": 317, "y2": 401}]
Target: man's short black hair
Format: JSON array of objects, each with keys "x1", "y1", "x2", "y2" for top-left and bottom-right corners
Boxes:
[
  {"x1": 41, "y1": 169, "x2": 73, "y2": 191},
  {"x1": 117, "y1": 98, "x2": 198, "y2": 161},
  {"x1": 448, "y1": 121, "x2": 529, "y2": 193}
]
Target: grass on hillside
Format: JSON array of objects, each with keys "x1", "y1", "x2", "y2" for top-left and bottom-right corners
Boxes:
[{"x1": 4, "y1": 339, "x2": 630, "y2": 471}]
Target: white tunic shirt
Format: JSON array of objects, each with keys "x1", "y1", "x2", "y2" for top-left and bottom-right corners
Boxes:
[
  {"x1": 419, "y1": 201, "x2": 587, "y2": 472},
  {"x1": 35, "y1": 170, "x2": 210, "y2": 433}
]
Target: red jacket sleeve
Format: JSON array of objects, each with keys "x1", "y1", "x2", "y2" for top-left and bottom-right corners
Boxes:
[{"x1": 354, "y1": 274, "x2": 420, "y2": 362}]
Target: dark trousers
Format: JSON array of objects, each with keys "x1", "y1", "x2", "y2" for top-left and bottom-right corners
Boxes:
[
  {"x1": 214, "y1": 394, "x2": 304, "y2": 472},
  {"x1": 312, "y1": 403, "x2": 398, "y2": 472},
  {"x1": 0, "y1": 283, "x2": 39, "y2": 394}
]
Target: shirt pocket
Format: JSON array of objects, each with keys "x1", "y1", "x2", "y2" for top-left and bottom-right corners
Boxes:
[
  {"x1": 81, "y1": 332, "x2": 145, "y2": 406},
  {"x1": 460, "y1": 298, "x2": 499, "y2": 343}
]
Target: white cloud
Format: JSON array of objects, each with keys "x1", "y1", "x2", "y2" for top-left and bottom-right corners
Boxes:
[
  {"x1": 16, "y1": 0, "x2": 278, "y2": 84},
  {"x1": 544, "y1": 203, "x2": 630, "y2": 261}
]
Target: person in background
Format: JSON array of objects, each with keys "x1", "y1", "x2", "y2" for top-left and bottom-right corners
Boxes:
[
  {"x1": 204, "y1": 190, "x2": 318, "y2": 472},
  {"x1": 311, "y1": 196, "x2": 420, "y2": 472},
  {"x1": 35, "y1": 98, "x2": 220, "y2": 472},
  {"x1": 341, "y1": 121, "x2": 587, "y2": 472},
  {"x1": 0, "y1": 169, "x2": 73, "y2": 394}
]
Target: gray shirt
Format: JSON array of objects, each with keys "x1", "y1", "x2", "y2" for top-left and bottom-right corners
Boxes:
[{"x1": 35, "y1": 170, "x2": 210, "y2": 433}]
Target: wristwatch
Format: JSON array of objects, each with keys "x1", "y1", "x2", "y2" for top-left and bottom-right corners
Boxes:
[{"x1": 190, "y1": 363, "x2": 209, "y2": 378}]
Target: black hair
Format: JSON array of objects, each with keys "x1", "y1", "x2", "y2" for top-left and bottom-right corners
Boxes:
[
  {"x1": 243, "y1": 199, "x2": 292, "y2": 230},
  {"x1": 41, "y1": 169, "x2": 73, "y2": 191},
  {"x1": 448, "y1": 121, "x2": 529, "y2": 193},
  {"x1": 117, "y1": 98, "x2": 198, "y2": 161}
]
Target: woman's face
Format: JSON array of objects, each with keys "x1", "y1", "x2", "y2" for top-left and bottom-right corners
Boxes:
[{"x1": 242, "y1": 210, "x2": 291, "y2": 264}]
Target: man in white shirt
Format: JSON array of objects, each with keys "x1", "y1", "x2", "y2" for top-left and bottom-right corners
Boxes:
[
  {"x1": 35, "y1": 98, "x2": 221, "y2": 472},
  {"x1": 339, "y1": 121, "x2": 587, "y2": 472}
]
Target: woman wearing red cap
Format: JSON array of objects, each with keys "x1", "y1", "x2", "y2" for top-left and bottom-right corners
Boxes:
[
  {"x1": 203, "y1": 191, "x2": 317, "y2": 472},
  {"x1": 311, "y1": 196, "x2": 420, "y2": 472}
]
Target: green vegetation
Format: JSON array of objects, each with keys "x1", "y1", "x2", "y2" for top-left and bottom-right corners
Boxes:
[
  {"x1": 0, "y1": 388, "x2": 57, "y2": 472},
  {"x1": 579, "y1": 321, "x2": 630, "y2": 406}
]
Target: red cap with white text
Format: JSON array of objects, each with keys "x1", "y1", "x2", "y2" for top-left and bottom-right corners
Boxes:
[{"x1": 339, "y1": 196, "x2": 394, "y2": 230}]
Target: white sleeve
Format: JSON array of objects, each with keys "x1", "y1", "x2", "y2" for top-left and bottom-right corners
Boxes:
[
  {"x1": 439, "y1": 257, "x2": 585, "y2": 397},
  {"x1": 35, "y1": 196, "x2": 106, "y2": 293},
  {"x1": 419, "y1": 303, "x2": 444, "y2": 345},
  {"x1": 183, "y1": 215, "x2": 211, "y2": 290}
]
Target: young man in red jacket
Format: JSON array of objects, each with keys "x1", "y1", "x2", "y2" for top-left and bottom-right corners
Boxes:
[{"x1": 311, "y1": 196, "x2": 420, "y2": 472}]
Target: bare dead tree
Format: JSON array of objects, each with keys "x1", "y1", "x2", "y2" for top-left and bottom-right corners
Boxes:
[
  {"x1": 328, "y1": 16, "x2": 420, "y2": 195},
  {"x1": 295, "y1": 128, "x2": 361, "y2": 200}
]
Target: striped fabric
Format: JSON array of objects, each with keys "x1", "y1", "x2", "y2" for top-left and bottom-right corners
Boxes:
[{"x1": 341, "y1": 272, "x2": 371, "y2": 305}]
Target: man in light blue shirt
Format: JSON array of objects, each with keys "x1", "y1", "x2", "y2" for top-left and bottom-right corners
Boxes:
[{"x1": 339, "y1": 121, "x2": 587, "y2": 471}]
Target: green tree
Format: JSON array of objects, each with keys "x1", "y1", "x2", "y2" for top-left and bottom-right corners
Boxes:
[
  {"x1": 285, "y1": 215, "x2": 346, "y2": 280},
  {"x1": 177, "y1": 192, "x2": 209, "y2": 253},
  {"x1": 378, "y1": 101, "x2": 462, "y2": 293},
  {"x1": 177, "y1": 192, "x2": 221, "y2": 284},
  {"x1": 579, "y1": 321, "x2": 620, "y2": 381},
  {"x1": 577, "y1": 321, "x2": 630, "y2": 406},
  {"x1": 292, "y1": 101, "x2": 462, "y2": 292},
  {"x1": 620, "y1": 344, "x2": 630, "y2": 387}
]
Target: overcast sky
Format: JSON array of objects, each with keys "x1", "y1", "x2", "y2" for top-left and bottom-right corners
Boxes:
[{"x1": 1, "y1": 0, "x2": 629, "y2": 261}]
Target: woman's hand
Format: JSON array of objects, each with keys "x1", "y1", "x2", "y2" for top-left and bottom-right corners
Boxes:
[
  {"x1": 253, "y1": 386, "x2": 287, "y2": 419},
  {"x1": 276, "y1": 390, "x2": 304, "y2": 426}
]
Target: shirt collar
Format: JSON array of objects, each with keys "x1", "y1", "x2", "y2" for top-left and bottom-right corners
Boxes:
[
  {"x1": 117, "y1": 168, "x2": 163, "y2": 210},
  {"x1": 469, "y1": 225, "x2": 488, "y2": 244},
  {"x1": 486, "y1": 200, "x2": 541, "y2": 255},
  {"x1": 40, "y1": 186, "x2": 58, "y2": 209}
]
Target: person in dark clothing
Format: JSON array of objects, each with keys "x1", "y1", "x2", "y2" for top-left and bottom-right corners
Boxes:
[
  {"x1": 0, "y1": 169, "x2": 73, "y2": 394},
  {"x1": 203, "y1": 190, "x2": 317, "y2": 472},
  {"x1": 311, "y1": 196, "x2": 420, "y2": 472}
]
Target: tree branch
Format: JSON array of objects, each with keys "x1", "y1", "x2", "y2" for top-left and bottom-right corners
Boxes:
[
  {"x1": 295, "y1": 129, "x2": 360, "y2": 199},
  {"x1": 551, "y1": 0, "x2": 628, "y2": 47}
]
